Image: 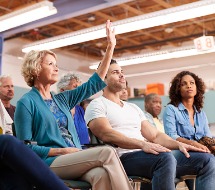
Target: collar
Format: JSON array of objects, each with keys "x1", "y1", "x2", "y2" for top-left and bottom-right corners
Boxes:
[{"x1": 178, "y1": 102, "x2": 199, "y2": 113}]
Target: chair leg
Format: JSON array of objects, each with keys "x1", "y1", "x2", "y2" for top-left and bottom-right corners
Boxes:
[{"x1": 134, "y1": 182, "x2": 141, "y2": 190}]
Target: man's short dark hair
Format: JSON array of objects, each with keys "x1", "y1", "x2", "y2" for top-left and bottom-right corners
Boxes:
[
  {"x1": 110, "y1": 59, "x2": 117, "y2": 65},
  {"x1": 97, "y1": 59, "x2": 117, "y2": 70}
]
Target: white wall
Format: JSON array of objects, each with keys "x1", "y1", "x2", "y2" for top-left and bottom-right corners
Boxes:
[{"x1": 2, "y1": 39, "x2": 95, "y2": 90}]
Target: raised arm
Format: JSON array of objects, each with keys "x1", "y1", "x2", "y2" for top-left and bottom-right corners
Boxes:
[{"x1": 96, "y1": 20, "x2": 116, "y2": 80}]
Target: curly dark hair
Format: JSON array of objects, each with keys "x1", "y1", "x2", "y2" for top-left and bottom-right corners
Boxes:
[{"x1": 169, "y1": 71, "x2": 205, "y2": 112}]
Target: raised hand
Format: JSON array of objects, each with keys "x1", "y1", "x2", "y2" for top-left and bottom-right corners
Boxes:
[
  {"x1": 106, "y1": 20, "x2": 116, "y2": 47},
  {"x1": 96, "y1": 20, "x2": 116, "y2": 80}
]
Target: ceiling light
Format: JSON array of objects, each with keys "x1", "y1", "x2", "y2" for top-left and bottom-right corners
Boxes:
[
  {"x1": 89, "y1": 45, "x2": 215, "y2": 69},
  {"x1": 22, "y1": 0, "x2": 215, "y2": 53},
  {"x1": 0, "y1": 1, "x2": 57, "y2": 32},
  {"x1": 164, "y1": 27, "x2": 174, "y2": 33},
  {"x1": 95, "y1": 42, "x2": 103, "y2": 47},
  {"x1": 125, "y1": 63, "x2": 215, "y2": 78},
  {"x1": 88, "y1": 15, "x2": 96, "y2": 22}
]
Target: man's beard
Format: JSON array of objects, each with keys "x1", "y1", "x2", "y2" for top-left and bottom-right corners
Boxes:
[
  {"x1": 0, "y1": 92, "x2": 13, "y2": 101},
  {"x1": 108, "y1": 83, "x2": 125, "y2": 93}
]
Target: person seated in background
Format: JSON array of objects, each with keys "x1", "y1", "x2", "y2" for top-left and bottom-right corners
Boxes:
[
  {"x1": 57, "y1": 72, "x2": 90, "y2": 144},
  {"x1": 119, "y1": 80, "x2": 129, "y2": 101},
  {"x1": 84, "y1": 60, "x2": 215, "y2": 190},
  {"x1": 0, "y1": 135, "x2": 69, "y2": 190},
  {"x1": 0, "y1": 99, "x2": 13, "y2": 134},
  {"x1": 144, "y1": 93, "x2": 164, "y2": 133},
  {"x1": 0, "y1": 75, "x2": 16, "y2": 120},
  {"x1": 163, "y1": 70, "x2": 213, "y2": 151},
  {"x1": 14, "y1": 20, "x2": 132, "y2": 190}
]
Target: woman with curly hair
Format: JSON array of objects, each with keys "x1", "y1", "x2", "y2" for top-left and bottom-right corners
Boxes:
[
  {"x1": 163, "y1": 71, "x2": 214, "y2": 190},
  {"x1": 163, "y1": 71, "x2": 212, "y2": 151}
]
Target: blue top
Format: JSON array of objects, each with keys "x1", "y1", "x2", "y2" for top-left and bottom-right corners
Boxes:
[
  {"x1": 163, "y1": 102, "x2": 212, "y2": 141},
  {"x1": 44, "y1": 99, "x2": 75, "y2": 147},
  {"x1": 74, "y1": 105, "x2": 90, "y2": 145},
  {"x1": 14, "y1": 73, "x2": 106, "y2": 165}
]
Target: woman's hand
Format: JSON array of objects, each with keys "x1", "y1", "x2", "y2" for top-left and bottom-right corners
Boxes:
[
  {"x1": 49, "y1": 147, "x2": 81, "y2": 156},
  {"x1": 61, "y1": 147, "x2": 80, "y2": 154},
  {"x1": 190, "y1": 141, "x2": 210, "y2": 153}
]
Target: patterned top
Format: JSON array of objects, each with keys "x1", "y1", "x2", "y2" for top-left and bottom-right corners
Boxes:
[{"x1": 44, "y1": 99, "x2": 75, "y2": 147}]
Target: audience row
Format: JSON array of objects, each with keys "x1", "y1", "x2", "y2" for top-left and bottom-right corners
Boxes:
[{"x1": 0, "y1": 20, "x2": 215, "y2": 190}]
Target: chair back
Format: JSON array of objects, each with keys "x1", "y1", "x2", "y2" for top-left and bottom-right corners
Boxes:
[{"x1": 88, "y1": 128, "x2": 104, "y2": 144}]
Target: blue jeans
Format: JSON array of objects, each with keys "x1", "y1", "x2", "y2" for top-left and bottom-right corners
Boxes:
[
  {"x1": 120, "y1": 151, "x2": 176, "y2": 190},
  {"x1": 0, "y1": 135, "x2": 69, "y2": 190},
  {"x1": 172, "y1": 150, "x2": 215, "y2": 190},
  {"x1": 120, "y1": 150, "x2": 215, "y2": 190}
]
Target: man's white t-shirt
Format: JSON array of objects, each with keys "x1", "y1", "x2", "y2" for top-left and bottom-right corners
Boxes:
[{"x1": 85, "y1": 96, "x2": 147, "y2": 156}]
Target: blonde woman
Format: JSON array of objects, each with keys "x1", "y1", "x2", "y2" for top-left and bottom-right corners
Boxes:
[{"x1": 15, "y1": 20, "x2": 132, "y2": 190}]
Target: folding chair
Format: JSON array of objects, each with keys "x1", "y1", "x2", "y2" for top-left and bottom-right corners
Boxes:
[{"x1": 63, "y1": 180, "x2": 91, "y2": 189}]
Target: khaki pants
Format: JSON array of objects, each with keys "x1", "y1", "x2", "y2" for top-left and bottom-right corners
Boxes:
[{"x1": 50, "y1": 146, "x2": 132, "y2": 190}]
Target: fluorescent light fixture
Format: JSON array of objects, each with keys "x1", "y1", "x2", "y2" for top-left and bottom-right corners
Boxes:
[
  {"x1": 22, "y1": 0, "x2": 215, "y2": 52},
  {"x1": 0, "y1": 1, "x2": 57, "y2": 32},
  {"x1": 125, "y1": 63, "x2": 215, "y2": 78},
  {"x1": 89, "y1": 45, "x2": 215, "y2": 69}
]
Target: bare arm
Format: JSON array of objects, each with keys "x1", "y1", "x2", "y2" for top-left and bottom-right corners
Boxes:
[
  {"x1": 141, "y1": 120, "x2": 207, "y2": 157},
  {"x1": 88, "y1": 117, "x2": 171, "y2": 155},
  {"x1": 141, "y1": 120, "x2": 180, "y2": 149},
  {"x1": 89, "y1": 117, "x2": 143, "y2": 149},
  {"x1": 96, "y1": 20, "x2": 116, "y2": 80}
]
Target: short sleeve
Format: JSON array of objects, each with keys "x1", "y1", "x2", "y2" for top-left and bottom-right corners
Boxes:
[{"x1": 84, "y1": 98, "x2": 107, "y2": 125}]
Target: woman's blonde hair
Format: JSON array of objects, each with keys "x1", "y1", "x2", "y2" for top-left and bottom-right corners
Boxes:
[{"x1": 21, "y1": 50, "x2": 57, "y2": 87}]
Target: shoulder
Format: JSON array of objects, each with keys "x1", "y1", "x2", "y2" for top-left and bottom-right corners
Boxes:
[
  {"x1": 163, "y1": 104, "x2": 179, "y2": 117},
  {"x1": 87, "y1": 96, "x2": 106, "y2": 109},
  {"x1": 144, "y1": 111, "x2": 153, "y2": 118},
  {"x1": 125, "y1": 101, "x2": 143, "y2": 113},
  {"x1": 198, "y1": 109, "x2": 207, "y2": 117},
  {"x1": 89, "y1": 96, "x2": 102, "y2": 104},
  {"x1": 17, "y1": 88, "x2": 40, "y2": 106},
  {"x1": 126, "y1": 101, "x2": 141, "y2": 109},
  {"x1": 164, "y1": 104, "x2": 178, "y2": 112},
  {"x1": 166, "y1": 104, "x2": 176, "y2": 109}
]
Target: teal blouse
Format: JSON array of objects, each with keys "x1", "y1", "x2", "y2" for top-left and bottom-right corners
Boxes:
[{"x1": 14, "y1": 73, "x2": 106, "y2": 165}]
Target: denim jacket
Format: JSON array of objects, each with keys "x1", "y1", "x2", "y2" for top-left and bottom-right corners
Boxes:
[{"x1": 163, "y1": 103, "x2": 212, "y2": 141}]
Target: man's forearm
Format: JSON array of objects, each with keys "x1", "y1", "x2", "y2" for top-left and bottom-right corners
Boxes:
[
  {"x1": 153, "y1": 133, "x2": 180, "y2": 150},
  {"x1": 101, "y1": 131, "x2": 144, "y2": 149}
]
